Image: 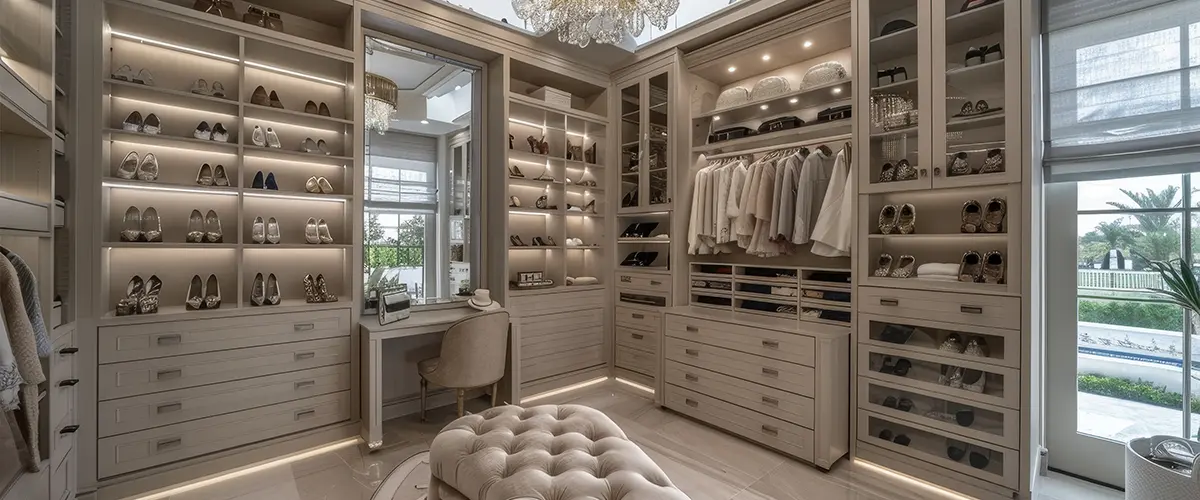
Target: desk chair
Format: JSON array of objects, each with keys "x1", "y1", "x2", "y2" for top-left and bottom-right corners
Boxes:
[{"x1": 418, "y1": 309, "x2": 511, "y2": 420}]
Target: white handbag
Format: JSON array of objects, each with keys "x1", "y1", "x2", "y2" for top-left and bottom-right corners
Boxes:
[{"x1": 378, "y1": 289, "x2": 411, "y2": 325}]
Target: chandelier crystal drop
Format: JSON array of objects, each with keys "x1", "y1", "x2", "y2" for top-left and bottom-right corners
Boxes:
[
  {"x1": 365, "y1": 72, "x2": 399, "y2": 135},
  {"x1": 512, "y1": 0, "x2": 681, "y2": 48}
]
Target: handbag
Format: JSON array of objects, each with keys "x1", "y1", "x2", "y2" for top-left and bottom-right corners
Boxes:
[
  {"x1": 817, "y1": 105, "x2": 853, "y2": 122},
  {"x1": 378, "y1": 289, "x2": 411, "y2": 325},
  {"x1": 758, "y1": 116, "x2": 803, "y2": 133},
  {"x1": 708, "y1": 126, "x2": 755, "y2": 143}
]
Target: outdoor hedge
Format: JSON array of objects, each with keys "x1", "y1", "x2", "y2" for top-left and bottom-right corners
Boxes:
[
  {"x1": 1078, "y1": 299, "x2": 1184, "y2": 332},
  {"x1": 1078, "y1": 374, "x2": 1200, "y2": 415}
]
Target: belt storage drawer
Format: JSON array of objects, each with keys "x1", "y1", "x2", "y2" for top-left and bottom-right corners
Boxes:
[
  {"x1": 666, "y1": 315, "x2": 815, "y2": 367},
  {"x1": 99, "y1": 364, "x2": 352, "y2": 437},
  {"x1": 615, "y1": 306, "x2": 661, "y2": 331},
  {"x1": 99, "y1": 337, "x2": 350, "y2": 400},
  {"x1": 858, "y1": 286, "x2": 1020, "y2": 331},
  {"x1": 615, "y1": 271, "x2": 671, "y2": 293},
  {"x1": 615, "y1": 325, "x2": 658, "y2": 354},
  {"x1": 615, "y1": 344, "x2": 657, "y2": 377},
  {"x1": 858, "y1": 410, "x2": 1019, "y2": 490},
  {"x1": 98, "y1": 308, "x2": 351, "y2": 364},
  {"x1": 666, "y1": 385, "x2": 814, "y2": 463},
  {"x1": 666, "y1": 360, "x2": 814, "y2": 428},
  {"x1": 666, "y1": 337, "x2": 814, "y2": 397},
  {"x1": 98, "y1": 391, "x2": 351, "y2": 478},
  {"x1": 521, "y1": 344, "x2": 604, "y2": 382}
]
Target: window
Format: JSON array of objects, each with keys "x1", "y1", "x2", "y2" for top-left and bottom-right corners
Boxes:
[{"x1": 364, "y1": 132, "x2": 439, "y2": 301}]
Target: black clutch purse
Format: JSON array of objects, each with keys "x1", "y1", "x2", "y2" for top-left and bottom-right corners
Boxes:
[
  {"x1": 758, "y1": 116, "x2": 804, "y2": 133},
  {"x1": 708, "y1": 126, "x2": 755, "y2": 143},
  {"x1": 817, "y1": 105, "x2": 852, "y2": 122}
]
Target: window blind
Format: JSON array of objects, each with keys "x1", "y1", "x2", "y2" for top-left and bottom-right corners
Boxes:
[
  {"x1": 366, "y1": 132, "x2": 438, "y2": 205},
  {"x1": 1043, "y1": 0, "x2": 1200, "y2": 182}
]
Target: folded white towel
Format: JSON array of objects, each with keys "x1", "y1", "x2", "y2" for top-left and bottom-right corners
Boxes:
[
  {"x1": 917, "y1": 263, "x2": 960, "y2": 277},
  {"x1": 567, "y1": 276, "x2": 600, "y2": 285}
]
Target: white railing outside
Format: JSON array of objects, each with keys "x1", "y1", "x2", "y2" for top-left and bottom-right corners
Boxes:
[{"x1": 1079, "y1": 270, "x2": 1166, "y2": 290}]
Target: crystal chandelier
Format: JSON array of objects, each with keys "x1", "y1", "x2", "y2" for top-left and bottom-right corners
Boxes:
[
  {"x1": 365, "y1": 72, "x2": 398, "y2": 135},
  {"x1": 512, "y1": 0, "x2": 681, "y2": 48}
]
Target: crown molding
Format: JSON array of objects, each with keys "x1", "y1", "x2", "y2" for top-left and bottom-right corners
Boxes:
[{"x1": 682, "y1": 0, "x2": 850, "y2": 69}]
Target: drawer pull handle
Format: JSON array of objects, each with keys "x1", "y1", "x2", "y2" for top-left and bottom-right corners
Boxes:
[
  {"x1": 295, "y1": 380, "x2": 316, "y2": 390},
  {"x1": 157, "y1": 403, "x2": 182, "y2": 414},
  {"x1": 761, "y1": 340, "x2": 779, "y2": 349},
  {"x1": 684, "y1": 349, "x2": 699, "y2": 356},
  {"x1": 960, "y1": 305, "x2": 983, "y2": 314},
  {"x1": 58, "y1": 379, "x2": 79, "y2": 387},
  {"x1": 295, "y1": 409, "x2": 317, "y2": 420},
  {"x1": 156, "y1": 369, "x2": 182, "y2": 381},
  {"x1": 632, "y1": 313, "x2": 645, "y2": 319},
  {"x1": 156, "y1": 334, "x2": 182, "y2": 346},
  {"x1": 631, "y1": 333, "x2": 645, "y2": 340},
  {"x1": 761, "y1": 396, "x2": 779, "y2": 406},
  {"x1": 686, "y1": 326, "x2": 699, "y2": 332},
  {"x1": 684, "y1": 398, "x2": 698, "y2": 408},
  {"x1": 157, "y1": 438, "x2": 182, "y2": 451},
  {"x1": 60, "y1": 425, "x2": 79, "y2": 435},
  {"x1": 650, "y1": 280, "x2": 662, "y2": 286},
  {"x1": 294, "y1": 323, "x2": 316, "y2": 332},
  {"x1": 295, "y1": 352, "x2": 316, "y2": 361},
  {"x1": 761, "y1": 425, "x2": 779, "y2": 436},
  {"x1": 879, "y1": 298, "x2": 899, "y2": 306},
  {"x1": 761, "y1": 367, "x2": 779, "y2": 377},
  {"x1": 59, "y1": 347, "x2": 78, "y2": 355},
  {"x1": 684, "y1": 373, "x2": 699, "y2": 382}
]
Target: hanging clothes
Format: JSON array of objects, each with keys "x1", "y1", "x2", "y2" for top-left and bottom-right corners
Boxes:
[
  {"x1": 791, "y1": 148, "x2": 837, "y2": 245},
  {"x1": 2, "y1": 249, "x2": 50, "y2": 357},
  {"x1": 0, "y1": 307, "x2": 22, "y2": 412},
  {"x1": 725, "y1": 160, "x2": 749, "y2": 246},
  {"x1": 687, "y1": 160, "x2": 712, "y2": 255},
  {"x1": 0, "y1": 255, "x2": 44, "y2": 469},
  {"x1": 811, "y1": 147, "x2": 854, "y2": 257},
  {"x1": 734, "y1": 157, "x2": 765, "y2": 249},
  {"x1": 746, "y1": 158, "x2": 783, "y2": 258},
  {"x1": 773, "y1": 149, "x2": 807, "y2": 243},
  {"x1": 714, "y1": 160, "x2": 738, "y2": 246}
]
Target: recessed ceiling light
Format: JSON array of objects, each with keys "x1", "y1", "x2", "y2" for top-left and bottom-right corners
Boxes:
[
  {"x1": 713, "y1": 116, "x2": 721, "y2": 121},
  {"x1": 762, "y1": 54, "x2": 771, "y2": 62},
  {"x1": 803, "y1": 40, "x2": 813, "y2": 48},
  {"x1": 760, "y1": 105, "x2": 769, "y2": 110},
  {"x1": 420, "y1": 120, "x2": 429, "y2": 125},
  {"x1": 727, "y1": 66, "x2": 737, "y2": 73},
  {"x1": 789, "y1": 98, "x2": 799, "y2": 104},
  {"x1": 832, "y1": 88, "x2": 842, "y2": 94}
]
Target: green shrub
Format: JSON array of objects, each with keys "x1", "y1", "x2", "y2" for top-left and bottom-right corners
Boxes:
[
  {"x1": 1078, "y1": 374, "x2": 1200, "y2": 414},
  {"x1": 1077, "y1": 299, "x2": 1183, "y2": 332}
]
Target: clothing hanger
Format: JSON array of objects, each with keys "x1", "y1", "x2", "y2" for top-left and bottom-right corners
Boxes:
[
  {"x1": 818, "y1": 144, "x2": 833, "y2": 156},
  {"x1": 843, "y1": 141, "x2": 853, "y2": 164}
]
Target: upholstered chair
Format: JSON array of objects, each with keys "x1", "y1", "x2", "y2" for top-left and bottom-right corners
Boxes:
[{"x1": 418, "y1": 309, "x2": 511, "y2": 420}]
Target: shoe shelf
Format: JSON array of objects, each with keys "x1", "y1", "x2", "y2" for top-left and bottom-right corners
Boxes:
[
  {"x1": 858, "y1": 410, "x2": 1019, "y2": 490},
  {"x1": 859, "y1": 376, "x2": 1020, "y2": 450},
  {"x1": 693, "y1": 79, "x2": 852, "y2": 123},
  {"x1": 688, "y1": 263, "x2": 852, "y2": 329},
  {"x1": 859, "y1": 345, "x2": 1019, "y2": 410}
]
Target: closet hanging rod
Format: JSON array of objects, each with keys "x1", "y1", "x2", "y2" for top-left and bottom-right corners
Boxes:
[{"x1": 701, "y1": 133, "x2": 852, "y2": 160}]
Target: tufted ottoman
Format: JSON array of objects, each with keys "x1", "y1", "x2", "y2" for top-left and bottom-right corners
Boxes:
[{"x1": 428, "y1": 404, "x2": 690, "y2": 500}]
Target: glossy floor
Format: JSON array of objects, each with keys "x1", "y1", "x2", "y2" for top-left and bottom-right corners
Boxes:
[{"x1": 149, "y1": 382, "x2": 1124, "y2": 500}]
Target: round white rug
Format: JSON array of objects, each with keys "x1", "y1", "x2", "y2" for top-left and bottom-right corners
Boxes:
[{"x1": 371, "y1": 450, "x2": 431, "y2": 500}]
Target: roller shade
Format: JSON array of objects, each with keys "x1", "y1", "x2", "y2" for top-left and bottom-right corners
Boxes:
[
  {"x1": 366, "y1": 131, "x2": 437, "y2": 162},
  {"x1": 1043, "y1": 0, "x2": 1200, "y2": 182},
  {"x1": 366, "y1": 132, "x2": 438, "y2": 205}
]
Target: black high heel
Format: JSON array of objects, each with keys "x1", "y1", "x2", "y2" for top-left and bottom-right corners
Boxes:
[
  {"x1": 621, "y1": 223, "x2": 642, "y2": 238},
  {"x1": 635, "y1": 222, "x2": 659, "y2": 237}
]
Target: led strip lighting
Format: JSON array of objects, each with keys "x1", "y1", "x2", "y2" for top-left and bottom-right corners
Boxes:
[
  {"x1": 614, "y1": 377, "x2": 654, "y2": 393},
  {"x1": 102, "y1": 181, "x2": 238, "y2": 196},
  {"x1": 520, "y1": 377, "x2": 609, "y2": 404}
]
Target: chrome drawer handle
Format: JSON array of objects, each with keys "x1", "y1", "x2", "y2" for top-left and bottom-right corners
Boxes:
[
  {"x1": 58, "y1": 379, "x2": 79, "y2": 387},
  {"x1": 650, "y1": 280, "x2": 662, "y2": 286},
  {"x1": 686, "y1": 326, "x2": 698, "y2": 332},
  {"x1": 157, "y1": 402, "x2": 182, "y2": 414},
  {"x1": 632, "y1": 313, "x2": 645, "y2": 319},
  {"x1": 761, "y1": 425, "x2": 779, "y2": 436},
  {"x1": 761, "y1": 367, "x2": 779, "y2": 377},
  {"x1": 60, "y1": 425, "x2": 79, "y2": 435},
  {"x1": 294, "y1": 323, "x2": 315, "y2": 332},
  {"x1": 684, "y1": 398, "x2": 698, "y2": 408},
  {"x1": 631, "y1": 333, "x2": 645, "y2": 340},
  {"x1": 156, "y1": 334, "x2": 182, "y2": 346},
  {"x1": 295, "y1": 380, "x2": 316, "y2": 390},
  {"x1": 761, "y1": 340, "x2": 779, "y2": 348},
  {"x1": 59, "y1": 347, "x2": 78, "y2": 355},
  {"x1": 157, "y1": 438, "x2": 182, "y2": 451},
  {"x1": 684, "y1": 373, "x2": 698, "y2": 382},
  {"x1": 295, "y1": 409, "x2": 316, "y2": 420},
  {"x1": 762, "y1": 396, "x2": 779, "y2": 406},
  {"x1": 879, "y1": 298, "x2": 899, "y2": 306},
  {"x1": 684, "y1": 349, "x2": 699, "y2": 356},
  {"x1": 295, "y1": 352, "x2": 316, "y2": 361},
  {"x1": 156, "y1": 369, "x2": 182, "y2": 381},
  {"x1": 960, "y1": 306, "x2": 983, "y2": 314}
]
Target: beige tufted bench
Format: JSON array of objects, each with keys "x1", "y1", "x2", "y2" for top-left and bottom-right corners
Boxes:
[{"x1": 428, "y1": 404, "x2": 691, "y2": 500}]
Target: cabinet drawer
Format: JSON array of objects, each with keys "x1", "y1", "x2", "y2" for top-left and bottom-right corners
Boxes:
[
  {"x1": 521, "y1": 345, "x2": 604, "y2": 382},
  {"x1": 615, "y1": 271, "x2": 671, "y2": 293},
  {"x1": 99, "y1": 364, "x2": 352, "y2": 437},
  {"x1": 666, "y1": 385, "x2": 813, "y2": 463},
  {"x1": 615, "y1": 325, "x2": 658, "y2": 354},
  {"x1": 51, "y1": 450, "x2": 74, "y2": 500},
  {"x1": 859, "y1": 343, "x2": 1021, "y2": 410},
  {"x1": 859, "y1": 410, "x2": 1019, "y2": 490},
  {"x1": 509, "y1": 288, "x2": 606, "y2": 317},
  {"x1": 99, "y1": 337, "x2": 350, "y2": 401},
  {"x1": 858, "y1": 378, "x2": 1020, "y2": 450},
  {"x1": 859, "y1": 313, "x2": 1021, "y2": 370},
  {"x1": 520, "y1": 308, "x2": 603, "y2": 343},
  {"x1": 617, "y1": 289, "x2": 672, "y2": 308},
  {"x1": 615, "y1": 345, "x2": 657, "y2": 377},
  {"x1": 858, "y1": 286, "x2": 1020, "y2": 331},
  {"x1": 522, "y1": 326, "x2": 602, "y2": 358},
  {"x1": 615, "y1": 306, "x2": 660, "y2": 332},
  {"x1": 52, "y1": 407, "x2": 77, "y2": 468},
  {"x1": 98, "y1": 391, "x2": 350, "y2": 478},
  {"x1": 98, "y1": 308, "x2": 351, "y2": 364},
  {"x1": 49, "y1": 331, "x2": 77, "y2": 428},
  {"x1": 666, "y1": 315, "x2": 815, "y2": 367},
  {"x1": 666, "y1": 361, "x2": 813, "y2": 428},
  {"x1": 666, "y1": 337, "x2": 814, "y2": 397}
]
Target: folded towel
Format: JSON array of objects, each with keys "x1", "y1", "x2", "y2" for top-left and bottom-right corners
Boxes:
[
  {"x1": 567, "y1": 276, "x2": 599, "y2": 285},
  {"x1": 915, "y1": 275, "x2": 961, "y2": 282},
  {"x1": 917, "y1": 263, "x2": 960, "y2": 277}
]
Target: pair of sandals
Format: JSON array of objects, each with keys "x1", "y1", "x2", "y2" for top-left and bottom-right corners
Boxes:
[
  {"x1": 959, "y1": 251, "x2": 1005, "y2": 284},
  {"x1": 620, "y1": 222, "x2": 659, "y2": 238},
  {"x1": 965, "y1": 43, "x2": 1003, "y2": 66},
  {"x1": 620, "y1": 251, "x2": 658, "y2": 267},
  {"x1": 509, "y1": 235, "x2": 555, "y2": 247},
  {"x1": 879, "y1": 203, "x2": 916, "y2": 234},
  {"x1": 949, "y1": 149, "x2": 1005, "y2": 176},
  {"x1": 509, "y1": 195, "x2": 557, "y2": 210},
  {"x1": 961, "y1": 198, "x2": 1007, "y2": 233},
  {"x1": 938, "y1": 334, "x2": 991, "y2": 394},
  {"x1": 882, "y1": 393, "x2": 976, "y2": 429},
  {"x1": 878, "y1": 159, "x2": 917, "y2": 183},
  {"x1": 874, "y1": 254, "x2": 915, "y2": 278}
]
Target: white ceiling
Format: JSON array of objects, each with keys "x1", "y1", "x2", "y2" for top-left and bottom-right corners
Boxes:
[{"x1": 367, "y1": 40, "x2": 474, "y2": 136}]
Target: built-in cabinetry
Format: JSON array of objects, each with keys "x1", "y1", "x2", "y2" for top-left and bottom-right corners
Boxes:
[{"x1": 853, "y1": 1, "x2": 1027, "y2": 498}]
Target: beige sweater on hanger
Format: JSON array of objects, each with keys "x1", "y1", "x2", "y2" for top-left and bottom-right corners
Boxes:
[{"x1": 0, "y1": 257, "x2": 44, "y2": 470}]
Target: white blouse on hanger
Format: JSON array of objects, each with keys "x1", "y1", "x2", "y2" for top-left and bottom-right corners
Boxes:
[
  {"x1": 792, "y1": 149, "x2": 836, "y2": 245},
  {"x1": 811, "y1": 149, "x2": 853, "y2": 257}
]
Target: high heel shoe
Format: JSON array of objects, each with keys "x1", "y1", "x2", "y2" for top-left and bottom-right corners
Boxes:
[
  {"x1": 139, "y1": 275, "x2": 162, "y2": 314},
  {"x1": 211, "y1": 123, "x2": 228, "y2": 142},
  {"x1": 252, "y1": 216, "x2": 266, "y2": 244},
  {"x1": 301, "y1": 138, "x2": 318, "y2": 153},
  {"x1": 509, "y1": 235, "x2": 522, "y2": 247},
  {"x1": 878, "y1": 163, "x2": 895, "y2": 183},
  {"x1": 582, "y1": 199, "x2": 596, "y2": 213},
  {"x1": 305, "y1": 101, "x2": 318, "y2": 114},
  {"x1": 213, "y1": 165, "x2": 229, "y2": 186},
  {"x1": 960, "y1": 337, "x2": 990, "y2": 393},
  {"x1": 508, "y1": 164, "x2": 525, "y2": 178},
  {"x1": 251, "y1": 85, "x2": 269, "y2": 106},
  {"x1": 252, "y1": 171, "x2": 265, "y2": 189},
  {"x1": 265, "y1": 172, "x2": 279, "y2": 190},
  {"x1": 266, "y1": 273, "x2": 281, "y2": 305},
  {"x1": 897, "y1": 203, "x2": 916, "y2": 234},
  {"x1": 317, "y1": 219, "x2": 334, "y2": 244},
  {"x1": 512, "y1": 235, "x2": 526, "y2": 247},
  {"x1": 142, "y1": 207, "x2": 162, "y2": 242},
  {"x1": 187, "y1": 209, "x2": 205, "y2": 243},
  {"x1": 204, "y1": 210, "x2": 223, "y2": 243},
  {"x1": 983, "y1": 198, "x2": 1006, "y2": 233},
  {"x1": 895, "y1": 159, "x2": 917, "y2": 181},
  {"x1": 269, "y1": 90, "x2": 284, "y2": 109},
  {"x1": 890, "y1": 255, "x2": 916, "y2": 278},
  {"x1": 317, "y1": 177, "x2": 333, "y2": 194},
  {"x1": 874, "y1": 253, "x2": 894, "y2": 277},
  {"x1": 123, "y1": 111, "x2": 144, "y2": 132},
  {"x1": 316, "y1": 274, "x2": 338, "y2": 302},
  {"x1": 317, "y1": 139, "x2": 330, "y2": 156},
  {"x1": 303, "y1": 274, "x2": 320, "y2": 303},
  {"x1": 251, "y1": 273, "x2": 266, "y2": 306},
  {"x1": 116, "y1": 276, "x2": 144, "y2": 316},
  {"x1": 979, "y1": 149, "x2": 1005, "y2": 174},
  {"x1": 878, "y1": 204, "x2": 898, "y2": 234},
  {"x1": 305, "y1": 176, "x2": 321, "y2": 193},
  {"x1": 959, "y1": 251, "x2": 983, "y2": 282},
  {"x1": 961, "y1": 200, "x2": 983, "y2": 233},
  {"x1": 121, "y1": 206, "x2": 143, "y2": 242},
  {"x1": 982, "y1": 251, "x2": 1005, "y2": 284},
  {"x1": 305, "y1": 218, "x2": 320, "y2": 244},
  {"x1": 143, "y1": 113, "x2": 162, "y2": 135},
  {"x1": 949, "y1": 152, "x2": 971, "y2": 176},
  {"x1": 196, "y1": 163, "x2": 214, "y2": 186},
  {"x1": 531, "y1": 237, "x2": 545, "y2": 246},
  {"x1": 137, "y1": 153, "x2": 159, "y2": 181},
  {"x1": 117, "y1": 151, "x2": 139, "y2": 179},
  {"x1": 536, "y1": 195, "x2": 548, "y2": 209},
  {"x1": 252, "y1": 125, "x2": 266, "y2": 147},
  {"x1": 266, "y1": 217, "x2": 281, "y2": 244},
  {"x1": 266, "y1": 127, "x2": 281, "y2": 148},
  {"x1": 193, "y1": 120, "x2": 211, "y2": 140},
  {"x1": 204, "y1": 274, "x2": 221, "y2": 309},
  {"x1": 185, "y1": 275, "x2": 205, "y2": 310},
  {"x1": 318, "y1": 102, "x2": 331, "y2": 117}
]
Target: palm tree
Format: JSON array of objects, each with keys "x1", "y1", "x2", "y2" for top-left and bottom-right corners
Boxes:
[
  {"x1": 1107, "y1": 186, "x2": 1180, "y2": 233},
  {"x1": 1081, "y1": 220, "x2": 1140, "y2": 268}
]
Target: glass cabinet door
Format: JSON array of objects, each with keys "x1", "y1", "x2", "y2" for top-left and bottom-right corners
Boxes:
[
  {"x1": 647, "y1": 72, "x2": 671, "y2": 209},
  {"x1": 933, "y1": 0, "x2": 1020, "y2": 188},
  {"x1": 620, "y1": 81, "x2": 642, "y2": 211},
  {"x1": 861, "y1": 0, "x2": 932, "y2": 194}
]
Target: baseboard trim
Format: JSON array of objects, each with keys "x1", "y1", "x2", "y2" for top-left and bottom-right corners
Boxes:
[{"x1": 1045, "y1": 467, "x2": 1125, "y2": 492}]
